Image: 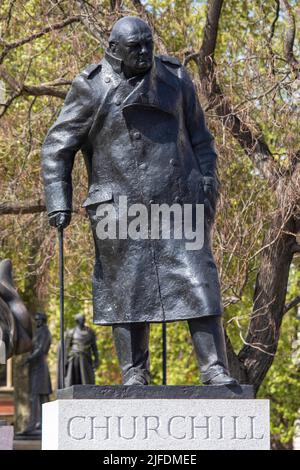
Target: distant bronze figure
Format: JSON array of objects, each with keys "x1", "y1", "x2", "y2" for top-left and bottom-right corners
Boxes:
[
  {"x1": 58, "y1": 314, "x2": 99, "y2": 387},
  {"x1": 23, "y1": 312, "x2": 52, "y2": 435},
  {"x1": 0, "y1": 259, "x2": 32, "y2": 361},
  {"x1": 42, "y1": 16, "x2": 237, "y2": 386}
]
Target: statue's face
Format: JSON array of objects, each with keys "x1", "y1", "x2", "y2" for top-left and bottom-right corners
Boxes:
[
  {"x1": 35, "y1": 316, "x2": 44, "y2": 327},
  {"x1": 76, "y1": 315, "x2": 85, "y2": 328},
  {"x1": 110, "y1": 19, "x2": 154, "y2": 76}
]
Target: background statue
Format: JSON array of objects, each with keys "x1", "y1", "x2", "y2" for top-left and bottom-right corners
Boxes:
[
  {"x1": 42, "y1": 16, "x2": 237, "y2": 387},
  {"x1": 58, "y1": 314, "x2": 99, "y2": 388},
  {"x1": 0, "y1": 259, "x2": 32, "y2": 361},
  {"x1": 21, "y1": 312, "x2": 52, "y2": 436}
]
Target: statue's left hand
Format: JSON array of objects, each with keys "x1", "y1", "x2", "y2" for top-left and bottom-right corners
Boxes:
[{"x1": 48, "y1": 210, "x2": 71, "y2": 229}]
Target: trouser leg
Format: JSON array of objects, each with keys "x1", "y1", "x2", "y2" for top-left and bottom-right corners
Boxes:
[
  {"x1": 188, "y1": 316, "x2": 233, "y2": 384},
  {"x1": 112, "y1": 322, "x2": 150, "y2": 385},
  {"x1": 35, "y1": 394, "x2": 49, "y2": 430},
  {"x1": 26, "y1": 394, "x2": 39, "y2": 432}
]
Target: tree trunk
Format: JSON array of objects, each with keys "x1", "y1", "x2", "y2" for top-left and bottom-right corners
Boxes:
[{"x1": 238, "y1": 212, "x2": 295, "y2": 394}]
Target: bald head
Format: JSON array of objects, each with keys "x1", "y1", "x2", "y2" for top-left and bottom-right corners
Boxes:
[
  {"x1": 75, "y1": 313, "x2": 85, "y2": 328},
  {"x1": 108, "y1": 16, "x2": 154, "y2": 78},
  {"x1": 109, "y1": 16, "x2": 152, "y2": 44}
]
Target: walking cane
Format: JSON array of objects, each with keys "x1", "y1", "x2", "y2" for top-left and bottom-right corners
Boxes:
[
  {"x1": 162, "y1": 323, "x2": 167, "y2": 385},
  {"x1": 58, "y1": 226, "x2": 65, "y2": 389}
]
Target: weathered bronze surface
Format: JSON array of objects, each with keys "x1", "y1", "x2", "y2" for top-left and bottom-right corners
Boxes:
[
  {"x1": 42, "y1": 16, "x2": 237, "y2": 386},
  {"x1": 58, "y1": 314, "x2": 99, "y2": 387},
  {"x1": 23, "y1": 313, "x2": 52, "y2": 435},
  {"x1": 0, "y1": 259, "x2": 32, "y2": 359}
]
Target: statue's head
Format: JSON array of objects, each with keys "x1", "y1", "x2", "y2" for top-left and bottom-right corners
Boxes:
[
  {"x1": 108, "y1": 16, "x2": 154, "y2": 77},
  {"x1": 35, "y1": 312, "x2": 47, "y2": 327},
  {"x1": 75, "y1": 313, "x2": 85, "y2": 328}
]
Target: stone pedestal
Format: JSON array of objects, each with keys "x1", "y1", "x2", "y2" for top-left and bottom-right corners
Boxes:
[
  {"x1": 42, "y1": 385, "x2": 270, "y2": 450},
  {"x1": 13, "y1": 439, "x2": 41, "y2": 450},
  {"x1": 0, "y1": 421, "x2": 14, "y2": 450}
]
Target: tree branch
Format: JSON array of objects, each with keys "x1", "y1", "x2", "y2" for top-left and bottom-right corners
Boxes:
[
  {"x1": 284, "y1": 296, "x2": 300, "y2": 314},
  {"x1": 0, "y1": 200, "x2": 46, "y2": 215},
  {"x1": 197, "y1": 0, "x2": 278, "y2": 183},
  {"x1": 0, "y1": 66, "x2": 67, "y2": 99},
  {"x1": 199, "y1": 0, "x2": 223, "y2": 66},
  {"x1": 281, "y1": 0, "x2": 299, "y2": 75},
  {"x1": 0, "y1": 200, "x2": 85, "y2": 215},
  {"x1": 198, "y1": 0, "x2": 300, "y2": 394},
  {"x1": 270, "y1": 0, "x2": 280, "y2": 42},
  {"x1": 238, "y1": 202, "x2": 299, "y2": 392},
  {"x1": 0, "y1": 16, "x2": 81, "y2": 64},
  {"x1": 75, "y1": 0, "x2": 107, "y2": 48}
]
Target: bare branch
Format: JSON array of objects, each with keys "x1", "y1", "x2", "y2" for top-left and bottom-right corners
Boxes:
[
  {"x1": 0, "y1": 90, "x2": 21, "y2": 118},
  {"x1": 0, "y1": 66, "x2": 67, "y2": 99},
  {"x1": 0, "y1": 201, "x2": 85, "y2": 215},
  {"x1": 21, "y1": 83, "x2": 67, "y2": 99},
  {"x1": 75, "y1": 0, "x2": 107, "y2": 48},
  {"x1": 197, "y1": 0, "x2": 278, "y2": 183},
  {"x1": 183, "y1": 51, "x2": 200, "y2": 67},
  {"x1": 199, "y1": 0, "x2": 223, "y2": 67},
  {"x1": 270, "y1": 0, "x2": 280, "y2": 42},
  {"x1": 0, "y1": 16, "x2": 81, "y2": 64},
  {"x1": 281, "y1": 0, "x2": 300, "y2": 75},
  {"x1": 238, "y1": 211, "x2": 297, "y2": 391},
  {"x1": 0, "y1": 200, "x2": 46, "y2": 215},
  {"x1": 4, "y1": 0, "x2": 17, "y2": 33},
  {"x1": 284, "y1": 296, "x2": 300, "y2": 314},
  {"x1": 196, "y1": 1, "x2": 300, "y2": 393},
  {"x1": 232, "y1": 73, "x2": 290, "y2": 112}
]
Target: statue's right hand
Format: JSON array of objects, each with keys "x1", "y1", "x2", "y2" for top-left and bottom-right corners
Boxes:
[{"x1": 48, "y1": 211, "x2": 71, "y2": 229}]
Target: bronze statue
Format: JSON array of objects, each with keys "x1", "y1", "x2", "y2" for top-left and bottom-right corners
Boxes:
[
  {"x1": 42, "y1": 16, "x2": 237, "y2": 386},
  {"x1": 58, "y1": 314, "x2": 99, "y2": 387},
  {"x1": 0, "y1": 259, "x2": 32, "y2": 361},
  {"x1": 23, "y1": 312, "x2": 52, "y2": 435}
]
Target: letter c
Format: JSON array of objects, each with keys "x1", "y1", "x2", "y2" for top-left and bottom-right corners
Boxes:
[
  {"x1": 67, "y1": 416, "x2": 87, "y2": 440},
  {"x1": 168, "y1": 416, "x2": 187, "y2": 439}
]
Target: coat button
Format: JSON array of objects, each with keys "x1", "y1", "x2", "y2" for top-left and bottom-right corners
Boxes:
[
  {"x1": 149, "y1": 199, "x2": 154, "y2": 204},
  {"x1": 115, "y1": 99, "x2": 121, "y2": 106},
  {"x1": 174, "y1": 196, "x2": 181, "y2": 203},
  {"x1": 139, "y1": 163, "x2": 147, "y2": 170},
  {"x1": 170, "y1": 159, "x2": 176, "y2": 166},
  {"x1": 133, "y1": 131, "x2": 141, "y2": 140},
  {"x1": 104, "y1": 76, "x2": 111, "y2": 83}
]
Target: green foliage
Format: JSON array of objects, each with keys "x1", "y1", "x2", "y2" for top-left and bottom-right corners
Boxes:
[{"x1": 258, "y1": 314, "x2": 300, "y2": 445}]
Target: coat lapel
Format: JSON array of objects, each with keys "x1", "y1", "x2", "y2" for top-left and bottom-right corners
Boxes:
[{"x1": 122, "y1": 56, "x2": 180, "y2": 116}]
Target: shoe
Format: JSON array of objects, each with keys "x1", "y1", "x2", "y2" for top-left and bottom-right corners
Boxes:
[
  {"x1": 204, "y1": 372, "x2": 238, "y2": 386},
  {"x1": 123, "y1": 374, "x2": 149, "y2": 386}
]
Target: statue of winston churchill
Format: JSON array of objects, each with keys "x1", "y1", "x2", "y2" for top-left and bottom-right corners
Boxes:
[{"x1": 41, "y1": 16, "x2": 237, "y2": 387}]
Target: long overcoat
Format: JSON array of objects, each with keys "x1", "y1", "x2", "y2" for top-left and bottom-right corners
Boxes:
[
  {"x1": 57, "y1": 327, "x2": 98, "y2": 387},
  {"x1": 29, "y1": 325, "x2": 52, "y2": 395},
  {"x1": 42, "y1": 51, "x2": 223, "y2": 325}
]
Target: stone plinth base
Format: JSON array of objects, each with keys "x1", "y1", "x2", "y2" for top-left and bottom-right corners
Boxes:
[
  {"x1": 13, "y1": 439, "x2": 41, "y2": 450},
  {"x1": 0, "y1": 425, "x2": 14, "y2": 450},
  {"x1": 57, "y1": 384, "x2": 254, "y2": 400},
  {"x1": 42, "y1": 385, "x2": 270, "y2": 450}
]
